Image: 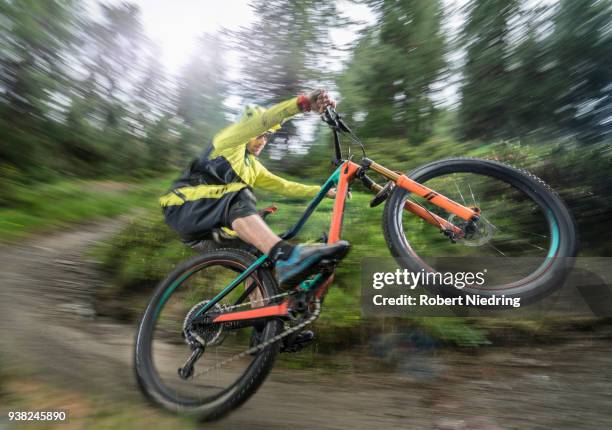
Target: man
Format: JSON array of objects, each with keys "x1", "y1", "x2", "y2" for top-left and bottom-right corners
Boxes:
[{"x1": 160, "y1": 90, "x2": 350, "y2": 290}]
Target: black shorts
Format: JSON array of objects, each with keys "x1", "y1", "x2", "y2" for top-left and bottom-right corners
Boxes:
[{"x1": 163, "y1": 187, "x2": 257, "y2": 241}]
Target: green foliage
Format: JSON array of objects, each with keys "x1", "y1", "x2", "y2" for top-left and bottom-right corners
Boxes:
[
  {"x1": 0, "y1": 0, "x2": 79, "y2": 120},
  {"x1": 2, "y1": 0, "x2": 609, "y2": 211},
  {"x1": 0, "y1": 0, "x2": 610, "y2": 346},
  {"x1": 0, "y1": 0, "x2": 81, "y2": 175},
  {"x1": 234, "y1": 0, "x2": 340, "y2": 105},
  {"x1": 548, "y1": 0, "x2": 612, "y2": 142},
  {"x1": 176, "y1": 34, "x2": 230, "y2": 148},
  {"x1": 415, "y1": 317, "x2": 489, "y2": 347},
  {"x1": 93, "y1": 213, "x2": 193, "y2": 289},
  {"x1": 0, "y1": 1, "x2": 228, "y2": 187},
  {"x1": 339, "y1": 0, "x2": 446, "y2": 143},
  {"x1": 0, "y1": 176, "x2": 172, "y2": 242},
  {"x1": 459, "y1": 0, "x2": 519, "y2": 140},
  {"x1": 459, "y1": 0, "x2": 612, "y2": 143}
]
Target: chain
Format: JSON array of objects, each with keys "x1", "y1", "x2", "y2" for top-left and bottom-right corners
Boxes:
[
  {"x1": 225, "y1": 291, "x2": 294, "y2": 311},
  {"x1": 191, "y1": 296, "x2": 321, "y2": 379}
]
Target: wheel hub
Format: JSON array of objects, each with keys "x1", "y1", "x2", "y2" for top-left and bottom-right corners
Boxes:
[{"x1": 448, "y1": 214, "x2": 494, "y2": 247}]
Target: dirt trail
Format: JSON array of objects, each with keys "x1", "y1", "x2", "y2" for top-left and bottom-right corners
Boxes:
[{"x1": 1, "y1": 220, "x2": 611, "y2": 429}]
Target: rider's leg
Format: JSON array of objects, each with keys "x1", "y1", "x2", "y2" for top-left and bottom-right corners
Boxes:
[
  {"x1": 234, "y1": 216, "x2": 320, "y2": 353},
  {"x1": 231, "y1": 214, "x2": 280, "y2": 254},
  {"x1": 231, "y1": 213, "x2": 349, "y2": 288},
  {"x1": 228, "y1": 189, "x2": 349, "y2": 287}
]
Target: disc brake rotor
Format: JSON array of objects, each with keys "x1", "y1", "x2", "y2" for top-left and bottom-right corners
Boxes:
[{"x1": 448, "y1": 214, "x2": 494, "y2": 247}]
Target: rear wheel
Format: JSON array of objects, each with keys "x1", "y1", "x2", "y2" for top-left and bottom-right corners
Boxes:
[
  {"x1": 383, "y1": 158, "x2": 578, "y2": 303},
  {"x1": 134, "y1": 248, "x2": 282, "y2": 421}
]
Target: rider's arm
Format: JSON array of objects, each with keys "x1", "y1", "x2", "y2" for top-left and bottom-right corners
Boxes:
[
  {"x1": 212, "y1": 98, "x2": 303, "y2": 152},
  {"x1": 253, "y1": 160, "x2": 321, "y2": 198}
]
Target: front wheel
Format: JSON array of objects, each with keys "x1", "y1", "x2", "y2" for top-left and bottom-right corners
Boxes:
[
  {"x1": 382, "y1": 157, "x2": 578, "y2": 303},
  {"x1": 134, "y1": 248, "x2": 282, "y2": 421}
]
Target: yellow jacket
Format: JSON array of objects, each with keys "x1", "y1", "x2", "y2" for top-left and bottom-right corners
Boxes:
[{"x1": 160, "y1": 97, "x2": 321, "y2": 207}]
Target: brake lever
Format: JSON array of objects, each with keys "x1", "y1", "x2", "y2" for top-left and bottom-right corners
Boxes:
[
  {"x1": 322, "y1": 107, "x2": 353, "y2": 134},
  {"x1": 322, "y1": 106, "x2": 339, "y2": 128}
]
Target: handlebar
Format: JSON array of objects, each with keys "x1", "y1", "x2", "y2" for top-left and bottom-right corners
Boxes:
[
  {"x1": 321, "y1": 106, "x2": 338, "y2": 126},
  {"x1": 320, "y1": 107, "x2": 365, "y2": 163},
  {"x1": 321, "y1": 107, "x2": 351, "y2": 133}
]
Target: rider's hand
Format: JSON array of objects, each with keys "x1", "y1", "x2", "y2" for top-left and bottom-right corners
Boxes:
[{"x1": 309, "y1": 90, "x2": 336, "y2": 113}]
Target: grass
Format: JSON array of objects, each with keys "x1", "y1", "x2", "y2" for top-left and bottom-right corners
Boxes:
[{"x1": 0, "y1": 176, "x2": 174, "y2": 242}]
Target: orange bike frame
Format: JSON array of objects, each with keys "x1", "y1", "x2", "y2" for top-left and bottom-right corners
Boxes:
[
  {"x1": 209, "y1": 159, "x2": 478, "y2": 324},
  {"x1": 328, "y1": 160, "x2": 478, "y2": 243}
]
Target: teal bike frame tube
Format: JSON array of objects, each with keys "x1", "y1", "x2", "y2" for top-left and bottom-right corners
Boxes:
[
  {"x1": 280, "y1": 165, "x2": 342, "y2": 241},
  {"x1": 194, "y1": 254, "x2": 268, "y2": 317},
  {"x1": 183, "y1": 166, "x2": 344, "y2": 319}
]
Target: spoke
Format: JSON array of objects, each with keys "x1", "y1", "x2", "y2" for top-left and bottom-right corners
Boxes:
[
  {"x1": 526, "y1": 243, "x2": 546, "y2": 251},
  {"x1": 487, "y1": 241, "x2": 507, "y2": 257},
  {"x1": 509, "y1": 229, "x2": 548, "y2": 239},
  {"x1": 454, "y1": 181, "x2": 467, "y2": 205},
  {"x1": 497, "y1": 224, "x2": 549, "y2": 239},
  {"x1": 480, "y1": 214, "x2": 548, "y2": 241},
  {"x1": 468, "y1": 183, "x2": 478, "y2": 208}
]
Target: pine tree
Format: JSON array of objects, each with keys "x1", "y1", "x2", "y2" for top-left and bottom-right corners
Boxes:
[
  {"x1": 229, "y1": 0, "x2": 340, "y2": 166},
  {"x1": 549, "y1": 0, "x2": 612, "y2": 143},
  {"x1": 339, "y1": 0, "x2": 447, "y2": 143},
  {"x1": 458, "y1": 0, "x2": 519, "y2": 141},
  {"x1": 233, "y1": 0, "x2": 339, "y2": 105},
  {"x1": 175, "y1": 34, "x2": 230, "y2": 161},
  {"x1": 506, "y1": 5, "x2": 555, "y2": 137},
  {"x1": 0, "y1": 0, "x2": 81, "y2": 175}
]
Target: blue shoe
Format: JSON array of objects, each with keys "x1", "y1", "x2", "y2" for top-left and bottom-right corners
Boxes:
[{"x1": 274, "y1": 240, "x2": 350, "y2": 288}]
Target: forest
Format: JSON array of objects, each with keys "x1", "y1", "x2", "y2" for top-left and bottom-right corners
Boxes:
[{"x1": 1, "y1": 0, "x2": 611, "y2": 322}]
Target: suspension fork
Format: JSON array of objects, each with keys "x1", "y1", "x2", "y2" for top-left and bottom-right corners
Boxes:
[
  {"x1": 365, "y1": 177, "x2": 464, "y2": 235},
  {"x1": 359, "y1": 159, "x2": 480, "y2": 234}
]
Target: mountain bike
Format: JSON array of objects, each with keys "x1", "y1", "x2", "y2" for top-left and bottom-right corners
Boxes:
[{"x1": 134, "y1": 108, "x2": 578, "y2": 420}]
